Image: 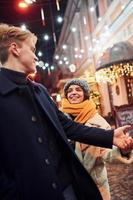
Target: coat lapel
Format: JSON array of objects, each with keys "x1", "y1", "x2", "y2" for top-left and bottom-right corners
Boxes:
[{"x1": 33, "y1": 86, "x2": 66, "y2": 138}]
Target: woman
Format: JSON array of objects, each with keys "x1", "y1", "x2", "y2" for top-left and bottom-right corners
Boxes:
[{"x1": 61, "y1": 78, "x2": 133, "y2": 200}]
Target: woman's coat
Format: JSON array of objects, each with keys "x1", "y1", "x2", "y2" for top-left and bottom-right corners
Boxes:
[{"x1": 75, "y1": 113, "x2": 133, "y2": 200}]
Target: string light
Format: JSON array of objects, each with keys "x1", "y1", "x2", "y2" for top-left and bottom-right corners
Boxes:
[
  {"x1": 38, "y1": 60, "x2": 44, "y2": 67},
  {"x1": 58, "y1": 60, "x2": 63, "y2": 65},
  {"x1": 18, "y1": 1, "x2": 28, "y2": 8},
  {"x1": 83, "y1": 16, "x2": 87, "y2": 25},
  {"x1": 38, "y1": 51, "x2": 43, "y2": 57},
  {"x1": 56, "y1": 0, "x2": 60, "y2": 11},
  {"x1": 53, "y1": 32, "x2": 57, "y2": 43},
  {"x1": 62, "y1": 44, "x2": 67, "y2": 49},
  {"x1": 43, "y1": 34, "x2": 49, "y2": 41},
  {"x1": 45, "y1": 63, "x2": 49, "y2": 67},
  {"x1": 69, "y1": 64, "x2": 76, "y2": 73},
  {"x1": 21, "y1": 24, "x2": 27, "y2": 30},
  {"x1": 24, "y1": 0, "x2": 36, "y2": 4},
  {"x1": 57, "y1": 16, "x2": 63, "y2": 23},
  {"x1": 41, "y1": 8, "x2": 45, "y2": 26},
  {"x1": 65, "y1": 60, "x2": 69, "y2": 65},
  {"x1": 48, "y1": 67, "x2": 51, "y2": 76},
  {"x1": 84, "y1": 36, "x2": 89, "y2": 40},
  {"x1": 50, "y1": 65, "x2": 55, "y2": 70},
  {"x1": 95, "y1": 62, "x2": 133, "y2": 84},
  {"x1": 55, "y1": 55, "x2": 59, "y2": 60},
  {"x1": 89, "y1": 7, "x2": 95, "y2": 12},
  {"x1": 71, "y1": 27, "x2": 77, "y2": 32}
]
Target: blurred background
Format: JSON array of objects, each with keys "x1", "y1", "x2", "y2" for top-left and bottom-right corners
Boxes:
[
  {"x1": 1, "y1": 0, "x2": 133, "y2": 130},
  {"x1": 1, "y1": 0, "x2": 133, "y2": 199}
]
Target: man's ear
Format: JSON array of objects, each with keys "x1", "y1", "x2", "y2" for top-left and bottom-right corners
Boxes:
[{"x1": 9, "y1": 42, "x2": 20, "y2": 57}]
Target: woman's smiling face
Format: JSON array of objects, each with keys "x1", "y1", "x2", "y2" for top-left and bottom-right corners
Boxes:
[{"x1": 66, "y1": 84, "x2": 85, "y2": 104}]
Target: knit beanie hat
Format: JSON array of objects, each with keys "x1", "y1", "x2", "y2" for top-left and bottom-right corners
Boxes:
[{"x1": 64, "y1": 78, "x2": 90, "y2": 99}]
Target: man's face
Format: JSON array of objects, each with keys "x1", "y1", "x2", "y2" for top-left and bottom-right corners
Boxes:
[
  {"x1": 66, "y1": 85, "x2": 85, "y2": 104},
  {"x1": 17, "y1": 37, "x2": 38, "y2": 74}
]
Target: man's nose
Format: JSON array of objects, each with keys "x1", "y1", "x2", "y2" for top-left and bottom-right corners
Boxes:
[{"x1": 34, "y1": 55, "x2": 39, "y2": 62}]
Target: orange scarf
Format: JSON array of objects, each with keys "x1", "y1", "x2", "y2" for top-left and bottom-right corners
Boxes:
[{"x1": 61, "y1": 98, "x2": 97, "y2": 124}]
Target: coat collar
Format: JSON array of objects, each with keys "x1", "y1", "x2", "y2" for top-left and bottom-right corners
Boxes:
[
  {"x1": 0, "y1": 71, "x2": 41, "y2": 95},
  {"x1": 0, "y1": 72, "x2": 18, "y2": 95},
  {"x1": 0, "y1": 71, "x2": 69, "y2": 145}
]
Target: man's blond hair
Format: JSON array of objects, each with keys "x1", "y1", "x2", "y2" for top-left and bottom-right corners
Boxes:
[{"x1": 0, "y1": 23, "x2": 37, "y2": 64}]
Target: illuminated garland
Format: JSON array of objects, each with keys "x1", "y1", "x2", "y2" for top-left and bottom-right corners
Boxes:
[{"x1": 95, "y1": 62, "x2": 133, "y2": 84}]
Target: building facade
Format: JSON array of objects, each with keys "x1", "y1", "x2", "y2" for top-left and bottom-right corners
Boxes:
[{"x1": 54, "y1": 0, "x2": 133, "y2": 119}]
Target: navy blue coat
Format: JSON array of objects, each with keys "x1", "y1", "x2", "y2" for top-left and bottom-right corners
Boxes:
[{"x1": 0, "y1": 71, "x2": 113, "y2": 200}]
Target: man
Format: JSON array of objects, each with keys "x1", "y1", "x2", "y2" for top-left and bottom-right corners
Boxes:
[{"x1": 0, "y1": 23, "x2": 132, "y2": 200}]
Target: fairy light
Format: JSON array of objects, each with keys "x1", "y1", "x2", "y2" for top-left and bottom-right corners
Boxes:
[
  {"x1": 53, "y1": 32, "x2": 57, "y2": 43},
  {"x1": 41, "y1": 7, "x2": 45, "y2": 26},
  {"x1": 96, "y1": 62, "x2": 133, "y2": 84},
  {"x1": 18, "y1": 1, "x2": 28, "y2": 8},
  {"x1": 24, "y1": 0, "x2": 36, "y2": 4},
  {"x1": 83, "y1": 16, "x2": 87, "y2": 25},
  {"x1": 56, "y1": 0, "x2": 60, "y2": 11}
]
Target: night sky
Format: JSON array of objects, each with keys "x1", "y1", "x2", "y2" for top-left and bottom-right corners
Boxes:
[{"x1": 0, "y1": 0, "x2": 68, "y2": 91}]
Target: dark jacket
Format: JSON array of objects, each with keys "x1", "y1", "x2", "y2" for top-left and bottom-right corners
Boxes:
[{"x1": 0, "y1": 71, "x2": 113, "y2": 200}]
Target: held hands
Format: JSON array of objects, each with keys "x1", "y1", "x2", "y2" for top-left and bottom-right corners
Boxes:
[{"x1": 113, "y1": 125, "x2": 133, "y2": 150}]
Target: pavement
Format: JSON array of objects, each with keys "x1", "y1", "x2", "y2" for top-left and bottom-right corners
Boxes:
[{"x1": 106, "y1": 162, "x2": 133, "y2": 200}]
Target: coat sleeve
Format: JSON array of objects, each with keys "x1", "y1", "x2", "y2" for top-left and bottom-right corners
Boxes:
[
  {"x1": 101, "y1": 146, "x2": 133, "y2": 164},
  {"x1": 57, "y1": 109, "x2": 114, "y2": 149},
  {"x1": 84, "y1": 114, "x2": 133, "y2": 164},
  {"x1": 37, "y1": 84, "x2": 114, "y2": 149}
]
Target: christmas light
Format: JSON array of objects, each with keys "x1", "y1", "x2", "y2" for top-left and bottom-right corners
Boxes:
[
  {"x1": 55, "y1": 55, "x2": 59, "y2": 60},
  {"x1": 53, "y1": 32, "x2": 57, "y2": 43},
  {"x1": 18, "y1": 1, "x2": 28, "y2": 8},
  {"x1": 84, "y1": 36, "x2": 89, "y2": 40},
  {"x1": 58, "y1": 60, "x2": 63, "y2": 65},
  {"x1": 83, "y1": 16, "x2": 87, "y2": 25},
  {"x1": 38, "y1": 51, "x2": 43, "y2": 57},
  {"x1": 56, "y1": 0, "x2": 60, "y2": 11},
  {"x1": 95, "y1": 62, "x2": 133, "y2": 84},
  {"x1": 71, "y1": 27, "x2": 77, "y2": 32},
  {"x1": 21, "y1": 24, "x2": 27, "y2": 30},
  {"x1": 62, "y1": 44, "x2": 67, "y2": 49},
  {"x1": 24, "y1": 0, "x2": 36, "y2": 4},
  {"x1": 43, "y1": 34, "x2": 49, "y2": 41},
  {"x1": 45, "y1": 63, "x2": 49, "y2": 67},
  {"x1": 50, "y1": 65, "x2": 55, "y2": 70},
  {"x1": 69, "y1": 64, "x2": 76, "y2": 73},
  {"x1": 41, "y1": 8, "x2": 45, "y2": 26},
  {"x1": 89, "y1": 7, "x2": 95, "y2": 12},
  {"x1": 57, "y1": 16, "x2": 63, "y2": 23},
  {"x1": 38, "y1": 61, "x2": 44, "y2": 67}
]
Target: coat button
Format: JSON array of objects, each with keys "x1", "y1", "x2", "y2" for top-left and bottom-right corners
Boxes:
[
  {"x1": 37, "y1": 137, "x2": 43, "y2": 143},
  {"x1": 31, "y1": 116, "x2": 37, "y2": 122},
  {"x1": 51, "y1": 182, "x2": 57, "y2": 189},
  {"x1": 45, "y1": 158, "x2": 50, "y2": 165}
]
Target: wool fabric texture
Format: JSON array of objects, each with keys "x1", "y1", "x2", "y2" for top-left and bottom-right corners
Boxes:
[{"x1": 61, "y1": 98, "x2": 97, "y2": 124}]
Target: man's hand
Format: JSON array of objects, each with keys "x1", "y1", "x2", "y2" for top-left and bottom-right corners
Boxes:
[{"x1": 113, "y1": 125, "x2": 133, "y2": 150}]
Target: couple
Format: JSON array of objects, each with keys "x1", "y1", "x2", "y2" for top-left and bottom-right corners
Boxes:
[{"x1": 0, "y1": 23, "x2": 133, "y2": 200}]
